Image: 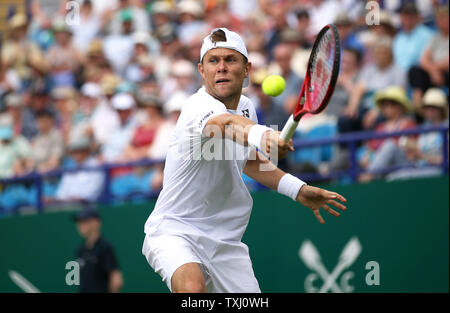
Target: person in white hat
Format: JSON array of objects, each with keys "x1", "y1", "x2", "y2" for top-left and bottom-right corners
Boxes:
[
  {"x1": 142, "y1": 28, "x2": 347, "y2": 293},
  {"x1": 100, "y1": 93, "x2": 139, "y2": 162}
]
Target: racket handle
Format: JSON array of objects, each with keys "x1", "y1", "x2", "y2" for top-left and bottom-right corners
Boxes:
[{"x1": 280, "y1": 115, "x2": 299, "y2": 142}]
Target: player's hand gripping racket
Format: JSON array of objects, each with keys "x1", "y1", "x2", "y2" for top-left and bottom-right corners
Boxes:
[{"x1": 280, "y1": 24, "x2": 341, "y2": 142}]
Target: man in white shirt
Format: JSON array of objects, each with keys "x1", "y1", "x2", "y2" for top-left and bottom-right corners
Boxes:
[{"x1": 142, "y1": 28, "x2": 347, "y2": 293}]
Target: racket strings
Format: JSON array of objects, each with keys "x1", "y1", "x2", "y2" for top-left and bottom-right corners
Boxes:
[{"x1": 307, "y1": 30, "x2": 335, "y2": 111}]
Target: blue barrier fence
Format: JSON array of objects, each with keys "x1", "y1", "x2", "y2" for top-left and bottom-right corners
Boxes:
[{"x1": 1, "y1": 124, "x2": 448, "y2": 213}]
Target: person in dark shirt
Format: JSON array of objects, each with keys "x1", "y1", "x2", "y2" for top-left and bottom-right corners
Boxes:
[{"x1": 73, "y1": 208, "x2": 124, "y2": 293}]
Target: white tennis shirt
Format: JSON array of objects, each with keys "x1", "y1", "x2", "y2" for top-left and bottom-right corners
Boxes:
[{"x1": 144, "y1": 87, "x2": 258, "y2": 243}]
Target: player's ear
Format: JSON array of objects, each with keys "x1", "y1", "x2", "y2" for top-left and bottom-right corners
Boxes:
[
  {"x1": 198, "y1": 62, "x2": 205, "y2": 80},
  {"x1": 244, "y1": 61, "x2": 252, "y2": 78}
]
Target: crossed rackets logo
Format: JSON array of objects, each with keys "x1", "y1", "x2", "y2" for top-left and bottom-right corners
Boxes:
[{"x1": 299, "y1": 237, "x2": 362, "y2": 293}]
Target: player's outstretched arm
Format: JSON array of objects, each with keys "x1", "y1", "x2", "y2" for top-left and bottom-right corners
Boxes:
[
  {"x1": 244, "y1": 151, "x2": 347, "y2": 224},
  {"x1": 204, "y1": 114, "x2": 293, "y2": 157}
]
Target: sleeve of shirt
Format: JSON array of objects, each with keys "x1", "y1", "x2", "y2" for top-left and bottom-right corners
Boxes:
[{"x1": 184, "y1": 94, "x2": 229, "y2": 136}]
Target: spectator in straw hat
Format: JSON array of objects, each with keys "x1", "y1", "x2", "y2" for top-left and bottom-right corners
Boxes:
[
  {"x1": 1, "y1": 13, "x2": 45, "y2": 84},
  {"x1": 363, "y1": 88, "x2": 448, "y2": 182},
  {"x1": 359, "y1": 86, "x2": 417, "y2": 182}
]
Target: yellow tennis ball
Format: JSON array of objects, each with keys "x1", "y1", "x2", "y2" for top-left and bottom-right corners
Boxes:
[{"x1": 262, "y1": 75, "x2": 286, "y2": 97}]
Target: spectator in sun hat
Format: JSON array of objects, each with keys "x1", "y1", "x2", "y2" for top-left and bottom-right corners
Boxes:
[
  {"x1": 160, "y1": 59, "x2": 198, "y2": 100},
  {"x1": 100, "y1": 93, "x2": 139, "y2": 162},
  {"x1": 361, "y1": 88, "x2": 448, "y2": 182},
  {"x1": 53, "y1": 134, "x2": 104, "y2": 203},
  {"x1": 1, "y1": 13, "x2": 45, "y2": 83},
  {"x1": 176, "y1": 0, "x2": 208, "y2": 44},
  {"x1": 358, "y1": 86, "x2": 417, "y2": 182}
]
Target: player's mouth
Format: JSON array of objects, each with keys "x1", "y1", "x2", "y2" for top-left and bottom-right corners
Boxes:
[{"x1": 215, "y1": 78, "x2": 231, "y2": 85}]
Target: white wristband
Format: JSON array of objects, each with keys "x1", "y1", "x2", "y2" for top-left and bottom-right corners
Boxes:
[
  {"x1": 277, "y1": 173, "x2": 306, "y2": 201},
  {"x1": 248, "y1": 125, "x2": 272, "y2": 149}
]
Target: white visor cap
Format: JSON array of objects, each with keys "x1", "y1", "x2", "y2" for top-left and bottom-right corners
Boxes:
[{"x1": 200, "y1": 28, "x2": 250, "y2": 88}]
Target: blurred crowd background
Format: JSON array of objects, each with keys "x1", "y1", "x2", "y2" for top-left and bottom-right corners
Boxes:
[{"x1": 0, "y1": 0, "x2": 449, "y2": 215}]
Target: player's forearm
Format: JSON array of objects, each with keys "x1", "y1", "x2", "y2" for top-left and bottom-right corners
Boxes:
[
  {"x1": 204, "y1": 114, "x2": 270, "y2": 147},
  {"x1": 243, "y1": 152, "x2": 286, "y2": 190}
]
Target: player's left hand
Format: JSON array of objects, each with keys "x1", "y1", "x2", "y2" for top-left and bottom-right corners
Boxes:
[{"x1": 296, "y1": 185, "x2": 347, "y2": 224}]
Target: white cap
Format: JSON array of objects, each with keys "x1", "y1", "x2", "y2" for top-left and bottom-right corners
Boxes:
[
  {"x1": 165, "y1": 90, "x2": 189, "y2": 114},
  {"x1": 200, "y1": 28, "x2": 249, "y2": 87},
  {"x1": 81, "y1": 82, "x2": 102, "y2": 98},
  {"x1": 111, "y1": 93, "x2": 136, "y2": 110}
]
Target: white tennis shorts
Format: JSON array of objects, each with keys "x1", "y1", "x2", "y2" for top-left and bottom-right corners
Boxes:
[{"x1": 142, "y1": 233, "x2": 261, "y2": 293}]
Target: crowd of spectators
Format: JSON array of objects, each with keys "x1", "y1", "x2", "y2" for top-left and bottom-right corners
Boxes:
[{"x1": 0, "y1": 0, "x2": 449, "y2": 214}]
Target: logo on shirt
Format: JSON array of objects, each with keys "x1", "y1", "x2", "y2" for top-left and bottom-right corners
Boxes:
[
  {"x1": 242, "y1": 109, "x2": 250, "y2": 118},
  {"x1": 198, "y1": 110, "x2": 214, "y2": 129}
]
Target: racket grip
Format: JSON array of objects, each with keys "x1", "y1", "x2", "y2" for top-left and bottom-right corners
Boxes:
[{"x1": 280, "y1": 115, "x2": 299, "y2": 142}]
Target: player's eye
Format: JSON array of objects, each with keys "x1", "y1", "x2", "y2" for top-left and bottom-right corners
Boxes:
[{"x1": 209, "y1": 58, "x2": 218, "y2": 63}]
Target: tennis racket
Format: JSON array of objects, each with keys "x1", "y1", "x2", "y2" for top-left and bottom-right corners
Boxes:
[{"x1": 280, "y1": 24, "x2": 341, "y2": 142}]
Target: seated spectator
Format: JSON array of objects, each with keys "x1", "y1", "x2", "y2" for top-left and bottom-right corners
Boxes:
[
  {"x1": 1, "y1": 13, "x2": 46, "y2": 90},
  {"x1": 103, "y1": 9, "x2": 137, "y2": 75},
  {"x1": 69, "y1": 0, "x2": 102, "y2": 53},
  {"x1": 340, "y1": 36, "x2": 406, "y2": 133},
  {"x1": 160, "y1": 59, "x2": 199, "y2": 100},
  {"x1": 359, "y1": 87, "x2": 417, "y2": 182},
  {"x1": 176, "y1": 0, "x2": 209, "y2": 45},
  {"x1": 122, "y1": 92, "x2": 165, "y2": 162},
  {"x1": 100, "y1": 93, "x2": 139, "y2": 162},
  {"x1": 385, "y1": 88, "x2": 449, "y2": 181},
  {"x1": 31, "y1": 109, "x2": 64, "y2": 173},
  {"x1": 53, "y1": 135, "x2": 104, "y2": 203},
  {"x1": 409, "y1": 6, "x2": 449, "y2": 116},
  {"x1": 52, "y1": 86, "x2": 79, "y2": 143},
  {"x1": 46, "y1": 19, "x2": 84, "y2": 88},
  {"x1": 4, "y1": 93, "x2": 37, "y2": 140},
  {"x1": 358, "y1": 10, "x2": 397, "y2": 64},
  {"x1": 0, "y1": 114, "x2": 34, "y2": 179},
  {"x1": 333, "y1": 13, "x2": 365, "y2": 56},
  {"x1": 393, "y1": 2, "x2": 434, "y2": 73}
]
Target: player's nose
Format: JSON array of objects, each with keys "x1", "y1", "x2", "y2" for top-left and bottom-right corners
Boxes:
[{"x1": 217, "y1": 59, "x2": 227, "y2": 72}]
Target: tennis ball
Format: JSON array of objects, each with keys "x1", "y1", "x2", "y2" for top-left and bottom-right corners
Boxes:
[{"x1": 262, "y1": 75, "x2": 286, "y2": 97}]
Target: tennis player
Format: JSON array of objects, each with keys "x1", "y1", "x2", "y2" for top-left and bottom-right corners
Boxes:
[{"x1": 142, "y1": 28, "x2": 347, "y2": 293}]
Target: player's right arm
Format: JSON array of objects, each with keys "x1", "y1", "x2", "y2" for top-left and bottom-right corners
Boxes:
[{"x1": 203, "y1": 114, "x2": 293, "y2": 157}]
